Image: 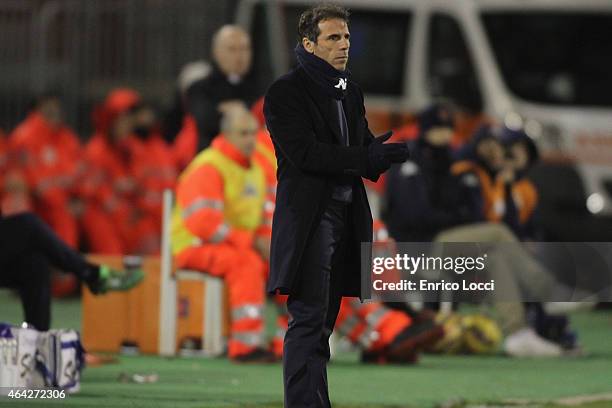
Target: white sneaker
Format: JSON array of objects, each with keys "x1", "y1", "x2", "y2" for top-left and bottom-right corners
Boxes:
[
  {"x1": 503, "y1": 327, "x2": 562, "y2": 358},
  {"x1": 544, "y1": 301, "x2": 596, "y2": 315}
]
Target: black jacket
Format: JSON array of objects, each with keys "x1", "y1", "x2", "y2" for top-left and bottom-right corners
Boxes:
[
  {"x1": 385, "y1": 139, "x2": 469, "y2": 241},
  {"x1": 186, "y1": 64, "x2": 260, "y2": 150},
  {"x1": 264, "y1": 66, "x2": 378, "y2": 299}
]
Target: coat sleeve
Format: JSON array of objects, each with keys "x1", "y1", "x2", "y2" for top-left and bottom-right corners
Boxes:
[{"x1": 264, "y1": 79, "x2": 370, "y2": 177}]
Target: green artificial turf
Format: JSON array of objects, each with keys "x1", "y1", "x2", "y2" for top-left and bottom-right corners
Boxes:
[{"x1": 1, "y1": 290, "x2": 611, "y2": 408}]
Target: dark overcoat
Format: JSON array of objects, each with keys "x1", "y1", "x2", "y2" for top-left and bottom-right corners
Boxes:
[{"x1": 263, "y1": 66, "x2": 378, "y2": 299}]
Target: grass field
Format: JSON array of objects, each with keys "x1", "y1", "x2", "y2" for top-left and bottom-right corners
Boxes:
[{"x1": 1, "y1": 290, "x2": 611, "y2": 408}]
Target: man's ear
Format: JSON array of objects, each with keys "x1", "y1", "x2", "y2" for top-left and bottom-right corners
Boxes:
[{"x1": 302, "y1": 37, "x2": 315, "y2": 53}]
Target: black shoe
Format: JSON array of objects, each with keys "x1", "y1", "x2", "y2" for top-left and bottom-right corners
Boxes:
[{"x1": 233, "y1": 348, "x2": 277, "y2": 363}]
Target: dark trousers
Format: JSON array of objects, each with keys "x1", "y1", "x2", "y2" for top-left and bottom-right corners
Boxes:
[
  {"x1": 0, "y1": 213, "x2": 92, "y2": 330},
  {"x1": 283, "y1": 200, "x2": 348, "y2": 408}
]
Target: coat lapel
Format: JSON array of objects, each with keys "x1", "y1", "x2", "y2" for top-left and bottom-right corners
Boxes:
[
  {"x1": 343, "y1": 92, "x2": 359, "y2": 147},
  {"x1": 323, "y1": 98, "x2": 344, "y2": 145}
]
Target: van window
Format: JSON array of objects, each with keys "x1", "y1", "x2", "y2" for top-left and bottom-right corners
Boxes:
[
  {"x1": 427, "y1": 13, "x2": 483, "y2": 112},
  {"x1": 482, "y1": 12, "x2": 612, "y2": 107},
  {"x1": 282, "y1": 5, "x2": 411, "y2": 96}
]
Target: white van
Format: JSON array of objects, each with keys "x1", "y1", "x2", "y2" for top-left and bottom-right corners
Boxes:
[{"x1": 237, "y1": 0, "x2": 612, "y2": 227}]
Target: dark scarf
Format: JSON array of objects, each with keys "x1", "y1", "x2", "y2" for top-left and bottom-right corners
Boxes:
[{"x1": 295, "y1": 43, "x2": 349, "y2": 100}]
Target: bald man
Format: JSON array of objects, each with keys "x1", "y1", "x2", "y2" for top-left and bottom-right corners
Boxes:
[
  {"x1": 186, "y1": 25, "x2": 261, "y2": 151},
  {"x1": 171, "y1": 107, "x2": 275, "y2": 362}
]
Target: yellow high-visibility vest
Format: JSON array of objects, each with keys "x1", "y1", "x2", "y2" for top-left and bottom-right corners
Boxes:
[{"x1": 171, "y1": 147, "x2": 265, "y2": 254}]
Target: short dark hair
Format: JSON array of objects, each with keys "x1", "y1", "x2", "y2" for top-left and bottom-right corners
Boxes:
[{"x1": 298, "y1": 3, "x2": 350, "y2": 43}]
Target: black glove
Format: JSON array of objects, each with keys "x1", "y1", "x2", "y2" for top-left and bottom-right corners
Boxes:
[{"x1": 367, "y1": 131, "x2": 410, "y2": 174}]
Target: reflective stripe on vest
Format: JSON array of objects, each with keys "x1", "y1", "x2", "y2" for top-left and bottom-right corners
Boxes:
[
  {"x1": 364, "y1": 307, "x2": 388, "y2": 327},
  {"x1": 232, "y1": 304, "x2": 263, "y2": 321},
  {"x1": 275, "y1": 328, "x2": 287, "y2": 339},
  {"x1": 231, "y1": 330, "x2": 265, "y2": 347},
  {"x1": 182, "y1": 197, "x2": 224, "y2": 219},
  {"x1": 337, "y1": 315, "x2": 360, "y2": 336}
]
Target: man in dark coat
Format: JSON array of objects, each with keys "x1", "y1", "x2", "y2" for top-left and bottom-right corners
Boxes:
[
  {"x1": 186, "y1": 25, "x2": 260, "y2": 151},
  {"x1": 263, "y1": 4, "x2": 409, "y2": 407}
]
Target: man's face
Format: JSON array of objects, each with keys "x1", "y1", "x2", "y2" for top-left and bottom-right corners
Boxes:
[
  {"x1": 111, "y1": 112, "x2": 134, "y2": 143},
  {"x1": 305, "y1": 18, "x2": 350, "y2": 71},
  {"x1": 425, "y1": 127, "x2": 453, "y2": 147},
  {"x1": 133, "y1": 106, "x2": 156, "y2": 129},
  {"x1": 509, "y1": 142, "x2": 530, "y2": 171},
  {"x1": 476, "y1": 138, "x2": 505, "y2": 170},
  {"x1": 213, "y1": 29, "x2": 252, "y2": 77},
  {"x1": 38, "y1": 98, "x2": 63, "y2": 129},
  {"x1": 226, "y1": 115, "x2": 259, "y2": 158}
]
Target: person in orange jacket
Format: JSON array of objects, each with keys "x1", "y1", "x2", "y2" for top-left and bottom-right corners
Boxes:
[
  {"x1": 335, "y1": 220, "x2": 444, "y2": 364},
  {"x1": 128, "y1": 102, "x2": 179, "y2": 253},
  {"x1": 9, "y1": 94, "x2": 86, "y2": 296},
  {"x1": 451, "y1": 124, "x2": 509, "y2": 224},
  {"x1": 9, "y1": 94, "x2": 84, "y2": 248},
  {"x1": 0, "y1": 131, "x2": 31, "y2": 215},
  {"x1": 172, "y1": 107, "x2": 275, "y2": 362},
  {"x1": 82, "y1": 88, "x2": 142, "y2": 255}
]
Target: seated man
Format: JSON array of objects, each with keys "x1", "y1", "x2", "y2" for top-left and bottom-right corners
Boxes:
[
  {"x1": 9, "y1": 93, "x2": 83, "y2": 248},
  {"x1": 171, "y1": 107, "x2": 274, "y2": 362},
  {"x1": 385, "y1": 104, "x2": 471, "y2": 241},
  {"x1": 385, "y1": 106, "x2": 568, "y2": 357},
  {"x1": 9, "y1": 93, "x2": 86, "y2": 295},
  {"x1": 129, "y1": 101, "x2": 179, "y2": 253},
  {"x1": 447, "y1": 124, "x2": 592, "y2": 355},
  {"x1": 0, "y1": 212, "x2": 143, "y2": 331}
]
